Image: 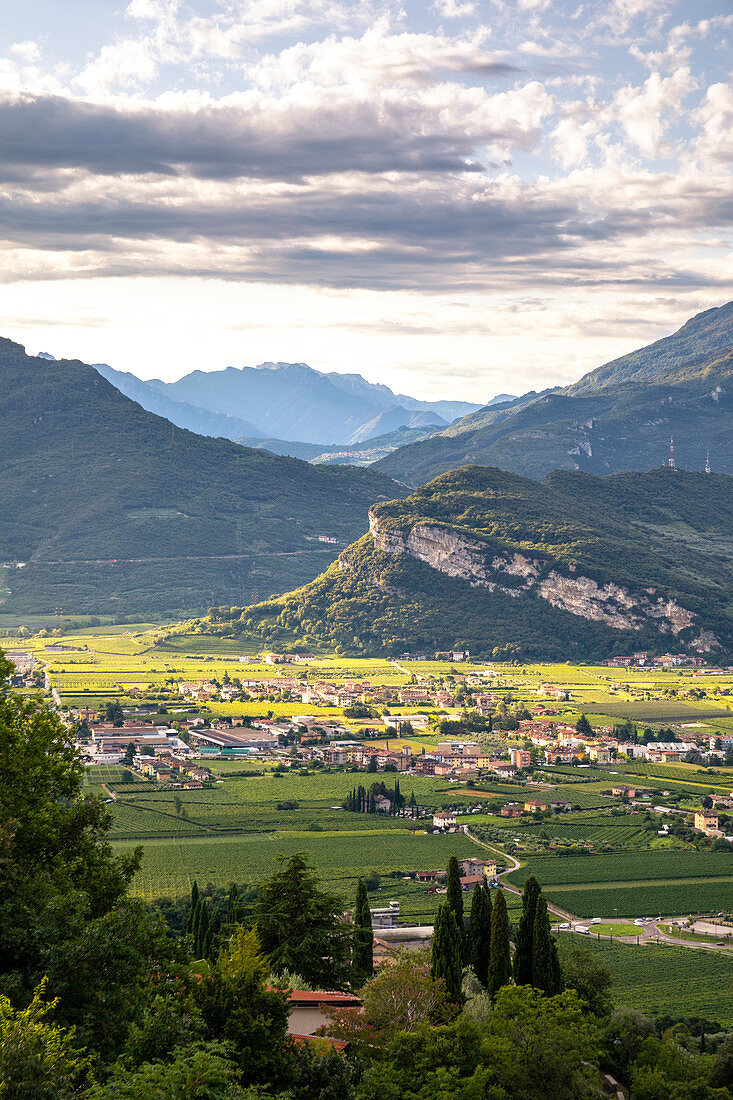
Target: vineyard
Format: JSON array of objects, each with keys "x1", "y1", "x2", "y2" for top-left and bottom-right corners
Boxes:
[
  {"x1": 557, "y1": 938, "x2": 733, "y2": 1024},
  {"x1": 510, "y1": 849, "x2": 733, "y2": 887},
  {"x1": 113, "y1": 829, "x2": 479, "y2": 905}
]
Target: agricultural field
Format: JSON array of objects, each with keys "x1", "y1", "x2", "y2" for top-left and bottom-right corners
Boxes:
[
  {"x1": 509, "y1": 850, "x2": 733, "y2": 918},
  {"x1": 556, "y1": 937, "x2": 733, "y2": 1024},
  {"x1": 113, "y1": 830, "x2": 479, "y2": 915}
]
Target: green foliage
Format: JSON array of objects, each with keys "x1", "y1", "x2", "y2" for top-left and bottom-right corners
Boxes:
[
  {"x1": 513, "y1": 875, "x2": 541, "y2": 987},
  {"x1": 531, "y1": 894, "x2": 563, "y2": 996},
  {"x1": 254, "y1": 854, "x2": 352, "y2": 989},
  {"x1": 0, "y1": 981, "x2": 92, "y2": 1100},
  {"x1": 352, "y1": 879, "x2": 373, "y2": 986},
  {"x1": 194, "y1": 928, "x2": 290, "y2": 1088},
  {"x1": 86, "y1": 1042, "x2": 250, "y2": 1099},
  {"x1": 488, "y1": 889, "x2": 512, "y2": 998},
  {"x1": 430, "y1": 904, "x2": 463, "y2": 1004},
  {"x1": 467, "y1": 881, "x2": 491, "y2": 989},
  {"x1": 446, "y1": 855, "x2": 465, "y2": 956}
]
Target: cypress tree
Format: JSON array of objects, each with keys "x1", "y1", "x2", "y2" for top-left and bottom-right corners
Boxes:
[
  {"x1": 468, "y1": 880, "x2": 492, "y2": 988},
  {"x1": 186, "y1": 880, "x2": 199, "y2": 933},
  {"x1": 431, "y1": 903, "x2": 463, "y2": 1002},
  {"x1": 446, "y1": 855, "x2": 465, "y2": 954},
  {"x1": 488, "y1": 889, "x2": 512, "y2": 998},
  {"x1": 531, "y1": 894, "x2": 562, "y2": 995},
  {"x1": 227, "y1": 884, "x2": 238, "y2": 924},
  {"x1": 197, "y1": 901, "x2": 210, "y2": 959},
  {"x1": 191, "y1": 896, "x2": 202, "y2": 951},
  {"x1": 352, "y1": 878, "x2": 374, "y2": 985},
  {"x1": 513, "y1": 875, "x2": 541, "y2": 986}
]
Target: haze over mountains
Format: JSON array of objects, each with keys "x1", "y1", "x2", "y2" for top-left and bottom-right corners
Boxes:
[
  {"x1": 0, "y1": 340, "x2": 406, "y2": 616},
  {"x1": 377, "y1": 303, "x2": 733, "y2": 484},
  {"x1": 94, "y1": 360, "x2": 485, "y2": 447}
]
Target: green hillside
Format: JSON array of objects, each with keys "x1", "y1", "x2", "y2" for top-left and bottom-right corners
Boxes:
[
  {"x1": 376, "y1": 305, "x2": 733, "y2": 486},
  {"x1": 211, "y1": 466, "x2": 733, "y2": 660},
  {"x1": 0, "y1": 339, "x2": 405, "y2": 616}
]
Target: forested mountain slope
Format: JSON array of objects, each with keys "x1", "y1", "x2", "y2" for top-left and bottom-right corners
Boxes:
[
  {"x1": 0, "y1": 340, "x2": 406, "y2": 615},
  {"x1": 376, "y1": 304, "x2": 733, "y2": 486},
  {"x1": 216, "y1": 466, "x2": 733, "y2": 661}
]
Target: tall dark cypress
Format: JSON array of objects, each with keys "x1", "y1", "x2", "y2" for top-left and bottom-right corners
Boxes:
[
  {"x1": 186, "y1": 879, "x2": 200, "y2": 933},
  {"x1": 197, "y1": 901, "x2": 210, "y2": 959},
  {"x1": 532, "y1": 894, "x2": 562, "y2": 995},
  {"x1": 227, "y1": 884, "x2": 238, "y2": 924},
  {"x1": 513, "y1": 875, "x2": 541, "y2": 986},
  {"x1": 431, "y1": 903, "x2": 463, "y2": 1003},
  {"x1": 446, "y1": 855, "x2": 465, "y2": 956},
  {"x1": 468, "y1": 880, "x2": 492, "y2": 988},
  {"x1": 352, "y1": 878, "x2": 374, "y2": 985},
  {"x1": 488, "y1": 889, "x2": 512, "y2": 998},
  {"x1": 191, "y1": 896, "x2": 202, "y2": 951}
]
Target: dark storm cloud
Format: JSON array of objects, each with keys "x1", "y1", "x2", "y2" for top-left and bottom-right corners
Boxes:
[{"x1": 0, "y1": 92, "x2": 515, "y2": 181}]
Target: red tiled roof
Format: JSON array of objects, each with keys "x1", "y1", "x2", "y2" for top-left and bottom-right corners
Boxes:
[{"x1": 286, "y1": 990, "x2": 361, "y2": 1006}]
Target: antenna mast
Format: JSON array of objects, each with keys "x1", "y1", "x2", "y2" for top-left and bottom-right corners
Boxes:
[
  {"x1": 668, "y1": 434, "x2": 676, "y2": 470},
  {"x1": 705, "y1": 451, "x2": 711, "y2": 474}
]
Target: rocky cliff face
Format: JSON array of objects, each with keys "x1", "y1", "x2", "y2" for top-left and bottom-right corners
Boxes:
[{"x1": 367, "y1": 511, "x2": 710, "y2": 644}]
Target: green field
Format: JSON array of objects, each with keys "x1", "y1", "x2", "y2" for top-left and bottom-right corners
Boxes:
[
  {"x1": 114, "y1": 830, "x2": 478, "y2": 913},
  {"x1": 558, "y1": 937, "x2": 733, "y2": 1024}
]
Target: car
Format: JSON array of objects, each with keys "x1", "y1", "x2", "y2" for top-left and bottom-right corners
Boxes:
[
  {"x1": 634, "y1": 919, "x2": 645, "y2": 926},
  {"x1": 558, "y1": 922, "x2": 571, "y2": 930},
  {"x1": 716, "y1": 942, "x2": 726, "y2": 947}
]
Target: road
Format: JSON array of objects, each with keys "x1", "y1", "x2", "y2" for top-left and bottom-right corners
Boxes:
[{"x1": 464, "y1": 829, "x2": 733, "y2": 953}]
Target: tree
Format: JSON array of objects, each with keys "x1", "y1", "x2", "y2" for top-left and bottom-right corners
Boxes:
[
  {"x1": 87, "y1": 1043, "x2": 250, "y2": 1099},
  {"x1": 186, "y1": 880, "x2": 200, "y2": 933},
  {"x1": 485, "y1": 986, "x2": 601, "y2": 1099},
  {"x1": 467, "y1": 881, "x2": 491, "y2": 988},
  {"x1": 255, "y1": 854, "x2": 351, "y2": 989},
  {"x1": 488, "y1": 889, "x2": 512, "y2": 997},
  {"x1": 575, "y1": 714, "x2": 593, "y2": 738},
  {"x1": 430, "y1": 904, "x2": 463, "y2": 1003},
  {"x1": 532, "y1": 894, "x2": 563, "y2": 995},
  {"x1": 445, "y1": 854, "x2": 464, "y2": 923},
  {"x1": 328, "y1": 950, "x2": 452, "y2": 1050},
  {"x1": 0, "y1": 670, "x2": 146, "y2": 1057},
  {"x1": 556, "y1": 942, "x2": 612, "y2": 1016},
  {"x1": 124, "y1": 741, "x2": 136, "y2": 766},
  {"x1": 0, "y1": 981, "x2": 92, "y2": 1100},
  {"x1": 352, "y1": 879, "x2": 373, "y2": 986},
  {"x1": 194, "y1": 927, "x2": 290, "y2": 1088},
  {"x1": 513, "y1": 875, "x2": 541, "y2": 986}
]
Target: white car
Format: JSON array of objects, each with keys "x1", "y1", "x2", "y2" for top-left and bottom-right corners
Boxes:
[
  {"x1": 558, "y1": 922, "x2": 571, "y2": 929},
  {"x1": 633, "y1": 919, "x2": 645, "y2": 926}
]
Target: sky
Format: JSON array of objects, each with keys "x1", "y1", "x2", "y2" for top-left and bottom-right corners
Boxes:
[{"x1": 0, "y1": 0, "x2": 732, "y2": 401}]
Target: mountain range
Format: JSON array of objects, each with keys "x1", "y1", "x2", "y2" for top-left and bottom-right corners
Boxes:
[
  {"x1": 93, "y1": 360, "x2": 486, "y2": 447},
  {"x1": 222, "y1": 465, "x2": 733, "y2": 661},
  {"x1": 376, "y1": 302, "x2": 733, "y2": 484},
  {"x1": 0, "y1": 340, "x2": 406, "y2": 616}
]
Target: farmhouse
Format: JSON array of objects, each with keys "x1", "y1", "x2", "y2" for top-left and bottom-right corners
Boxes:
[
  {"x1": 694, "y1": 809, "x2": 719, "y2": 832},
  {"x1": 433, "y1": 811, "x2": 457, "y2": 831},
  {"x1": 524, "y1": 799, "x2": 549, "y2": 813}
]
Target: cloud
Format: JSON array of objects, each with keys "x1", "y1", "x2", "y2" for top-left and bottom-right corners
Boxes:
[
  {"x1": 0, "y1": 76, "x2": 553, "y2": 183},
  {"x1": 614, "y1": 67, "x2": 695, "y2": 156}
]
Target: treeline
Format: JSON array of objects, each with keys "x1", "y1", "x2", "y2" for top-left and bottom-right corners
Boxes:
[{"x1": 344, "y1": 779, "x2": 418, "y2": 817}]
